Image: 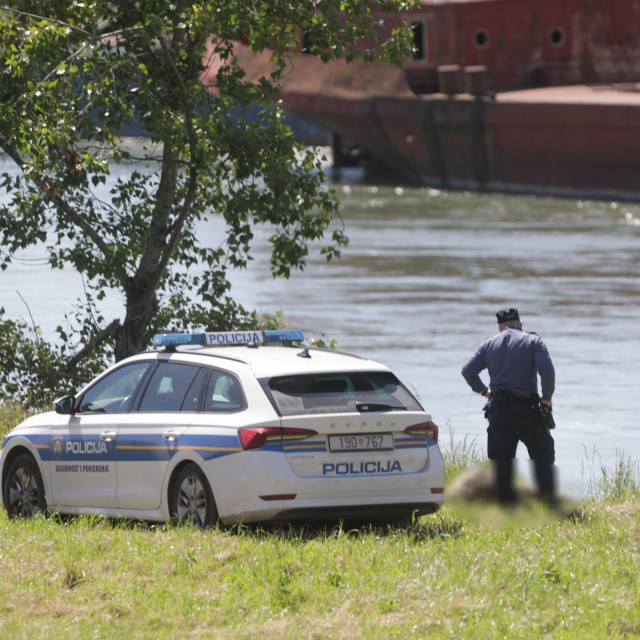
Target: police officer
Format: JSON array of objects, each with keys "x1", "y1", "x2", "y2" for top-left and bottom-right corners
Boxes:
[{"x1": 461, "y1": 308, "x2": 556, "y2": 505}]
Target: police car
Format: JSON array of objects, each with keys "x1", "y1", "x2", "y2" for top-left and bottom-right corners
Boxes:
[{"x1": 0, "y1": 330, "x2": 445, "y2": 526}]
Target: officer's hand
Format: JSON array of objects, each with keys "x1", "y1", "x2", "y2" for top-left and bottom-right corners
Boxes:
[{"x1": 541, "y1": 399, "x2": 552, "y2": 407}]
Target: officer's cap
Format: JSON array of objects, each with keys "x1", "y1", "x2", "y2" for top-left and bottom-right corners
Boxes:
[{"x1": 496, "y1": 308, "x2": 520, "y2": 324}]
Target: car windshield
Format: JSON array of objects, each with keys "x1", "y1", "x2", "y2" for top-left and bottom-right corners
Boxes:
[{"x1": 266, "y1": 371, "x2": 422, "y2": 416}]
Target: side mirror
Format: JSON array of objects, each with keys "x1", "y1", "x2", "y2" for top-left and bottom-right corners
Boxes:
[{"x1": 55, "y1": 395, "x2": 76, "y2": 415}]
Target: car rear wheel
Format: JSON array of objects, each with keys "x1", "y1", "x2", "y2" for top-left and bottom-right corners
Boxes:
[
  {"x1": 170, "y1": 463, "x2": 218, "y2": 528},
  {"x1": 4, "y1": 454, "x2": 47, "y2": 518}
]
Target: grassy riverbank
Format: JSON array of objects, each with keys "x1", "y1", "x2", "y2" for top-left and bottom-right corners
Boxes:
[
  {"x1": 1, "y1": 404, "x2": 639, "y2": 638},
  {"x1": 1, "y1": 502, "x2": 639, "y2": 639}
]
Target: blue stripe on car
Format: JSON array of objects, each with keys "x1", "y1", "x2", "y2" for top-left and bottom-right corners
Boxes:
[
  {"x1": 5, "y1": 433, "x2": 242, "y2": 463},
  {"x1": 116, "y1": 433, "x2": 241, "y2": 462}
]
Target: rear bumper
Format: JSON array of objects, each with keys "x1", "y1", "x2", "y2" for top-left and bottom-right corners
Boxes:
[
  {"x1": 210, "y1": 461, "x2": 445, "y2": 524},
  {"x1": 207, "y1": 446, "x2": 445, "y2": 524}
]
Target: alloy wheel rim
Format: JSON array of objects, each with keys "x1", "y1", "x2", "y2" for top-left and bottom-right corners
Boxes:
[
  {"x1": 8, "y1": 467, "x2": 39, "y2": 517},
  {"x1": 176, "y1": 475, "x2": 206, "y2": 526}
]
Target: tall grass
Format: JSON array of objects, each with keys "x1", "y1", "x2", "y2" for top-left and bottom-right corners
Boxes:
[
  {"x1": 582, "y1": 446, "x2": 640, "y2": 501},
  {"x1": 440, "y1": 422, "x2": 484, "y2": 481},
  {"x1": 0, "y1": 401, "x2": 31, "y2": 440}
]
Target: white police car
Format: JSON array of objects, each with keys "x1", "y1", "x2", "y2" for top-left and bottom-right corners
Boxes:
[{"x1": 0, "y1": 330, "x2": 445, "y2": 526}]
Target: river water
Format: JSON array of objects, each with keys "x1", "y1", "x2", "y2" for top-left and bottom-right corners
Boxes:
[{"x1": 2, "y1": 154, "x2": 639, "y2": 497}]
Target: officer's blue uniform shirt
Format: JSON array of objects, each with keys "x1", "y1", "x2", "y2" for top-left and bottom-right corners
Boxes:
[{"x1": 461, "y1": 324, "x2": 555, "y2": 401}]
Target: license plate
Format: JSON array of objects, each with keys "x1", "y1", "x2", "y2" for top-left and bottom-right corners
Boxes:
[{"x1": 328, "y1": 433, "x2": 394, "y2": 452}]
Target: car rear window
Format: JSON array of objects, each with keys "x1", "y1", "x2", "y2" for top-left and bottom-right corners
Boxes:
[{"x1": 266, "y1": 371, "x2": 422, "y2": 416}]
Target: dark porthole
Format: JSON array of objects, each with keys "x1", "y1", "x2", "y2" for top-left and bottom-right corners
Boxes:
[
  {"x1": 411, "y1": 21, "x2": 425, "y2": 60},
  {"x1": 549, "y1": 27, "x2": 565, "y2": 47},
  {"x1": 473, "y1": 29, "x2": 490, "y2": 49}
]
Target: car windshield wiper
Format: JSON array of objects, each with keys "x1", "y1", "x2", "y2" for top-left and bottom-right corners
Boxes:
[{"x1": 356, "y1": 402, "x2": 407, "y2": 413}]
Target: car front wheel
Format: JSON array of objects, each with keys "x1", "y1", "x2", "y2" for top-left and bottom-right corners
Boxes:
[
  {"x1": 170, "y1": 463, "x2": 218, "y2": 528},
  {"x1": 4, "y1": 454, "x2": 47, "y2": 518}
]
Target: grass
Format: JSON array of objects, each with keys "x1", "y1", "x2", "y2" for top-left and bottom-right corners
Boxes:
[
  {"x1": 1, "y1": 407, "x2": 639, "y2": 638},
  {"x1": 441, "y1": 422, "x2": 484, "y2": 482},
  {"x1": 0, "y1": 401, "x2": 31, "y2": 435},
  {"x1": 1, "y1": 505, "x2": 639, "y2": 639},
  {"x1": 582, "y1": 445, "x2": 640, "y2": 502}
]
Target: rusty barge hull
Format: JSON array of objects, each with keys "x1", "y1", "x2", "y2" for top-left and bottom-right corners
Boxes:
[
  {"x1": 276, "y1": 0, "x2": 640, "y2": 200},
  {"x1": 203, "y1": 0, "x2": 640, "y2": 200},
  {"x1": 285, "y1": 86, "x2": 640, "y2": 200}
]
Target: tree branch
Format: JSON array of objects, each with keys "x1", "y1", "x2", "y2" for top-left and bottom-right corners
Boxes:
[
  {"x1": 0, "y1": 6, "x2": 144, "y2": 41},
  {"x1": 65, "y1": 319, "x2": 121, "y2": 371},
  {"x1": 0, "y1": 135, "x2": 25, "y2": 169},
  {"x1": 0, "y1": 135, "x2": 114, "y2": 258},
  {"x1": 6, "y1": 360, "x2": 91, "y2": 385},
  {"x1": 50, "y1": 194, "x2": 114, "y2": 258},
  {"x1": 152, "y1": 26, "x2": 201, "y2": 279}
]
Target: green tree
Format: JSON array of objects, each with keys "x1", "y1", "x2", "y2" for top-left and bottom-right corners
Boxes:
[{"x1": 0, "y1": 0, "x2": 415, "y2": 404}]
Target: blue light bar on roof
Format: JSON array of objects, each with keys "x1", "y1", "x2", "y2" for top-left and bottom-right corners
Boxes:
[
  {"x1": 152, "y1": 332, "x2": 205, "y2": 347},
  {"x1": 263, "y1": 329, "x2": 305, "y2": 343},
  {"x1": 152, "y1": 329, "x2": 305, "y2": 348}
]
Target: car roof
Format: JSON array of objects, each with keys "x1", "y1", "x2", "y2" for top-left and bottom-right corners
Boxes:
[{"x1": 138, "y1": 345, "x2": 391, "y2": 378}]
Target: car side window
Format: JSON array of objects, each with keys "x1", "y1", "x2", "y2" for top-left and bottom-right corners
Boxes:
[
  {"x1": 180, "y1": 367, "x2": 210, "y2": 412},
  {"x1": 138, "y1": 362, "x2": 201, "y2": 412},
  {"x1": 204, "y1": 370, "x2": 245, "y2": 413},
  {"x1": 77, "y1": 362, "x2": 152, "y2": 414}
]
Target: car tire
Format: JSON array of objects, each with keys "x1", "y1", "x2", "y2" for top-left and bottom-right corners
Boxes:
[
  {"x1": 170, "y1": 463, "x2": 218, "y2": 528},
  {"x1": 4, "y1": 454, "x2": 47, "y2": 519}
]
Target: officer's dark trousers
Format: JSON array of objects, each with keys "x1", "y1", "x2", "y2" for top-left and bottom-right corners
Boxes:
[{"x1": 486, "y1": 399, "x2": 556, "y2": 505}]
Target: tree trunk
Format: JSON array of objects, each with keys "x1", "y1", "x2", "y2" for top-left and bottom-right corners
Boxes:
[
  {"x1": 113, "y1": 145, "x2": 181, "y2": 361},
  {"x1": 114, "y1": 282, "x2": 159, "y2": 361}
]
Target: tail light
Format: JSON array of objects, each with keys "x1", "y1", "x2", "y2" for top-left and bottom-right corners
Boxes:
[
  {"x1": 238, "y1": 427, "x2": 318, "y2": 451},
  {"x1": 404, "y1": 421, "x2": 439, "y2": 443}
]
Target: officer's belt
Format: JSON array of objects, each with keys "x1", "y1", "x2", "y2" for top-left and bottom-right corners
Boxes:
[{"x1": 494, "y1": 390, "x2": 532, "y2": 405}]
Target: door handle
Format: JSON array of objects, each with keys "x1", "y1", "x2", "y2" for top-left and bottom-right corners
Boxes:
[
  {"x1": 100, "y1": 431, "x2": 116, "y2": 441},
  {"x1": 163, "y1": 431, "x2": 181, "y2": 441}
]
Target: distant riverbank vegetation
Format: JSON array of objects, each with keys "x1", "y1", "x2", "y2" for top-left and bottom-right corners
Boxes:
[{"x1": 1, "y1": 401, "x2": 638, "y2": 638}]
